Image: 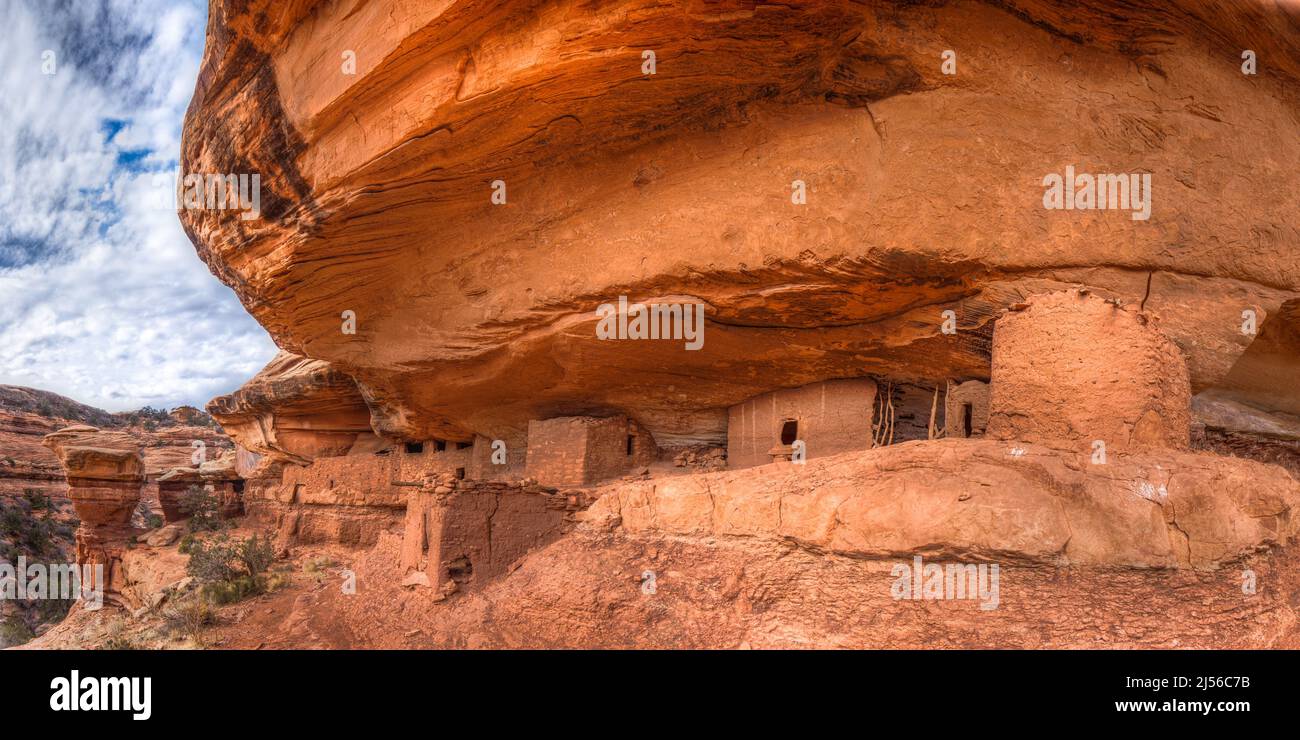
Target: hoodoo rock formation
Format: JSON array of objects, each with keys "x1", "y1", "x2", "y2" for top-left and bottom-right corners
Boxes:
[
  {"x1": 41, "y1": 427, "x2": 147, "y2": 601},
  {"x1": 38, "y1": 423, "x2": 244, "y2": 607},
  {"x1": 179, "y1": 0, "x2": 1300, "y2": 647}
]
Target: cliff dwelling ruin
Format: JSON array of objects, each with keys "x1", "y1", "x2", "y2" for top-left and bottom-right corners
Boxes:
[{"x1": 18, "y1": 0, "x2": 1300, "y2": 651}]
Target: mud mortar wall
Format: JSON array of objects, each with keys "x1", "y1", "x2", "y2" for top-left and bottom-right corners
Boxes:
[
  {"x1": 986, "y1": 292, "x2": 1192, "y2": 453},
  {"x1": 400, "y1": 479, "x2": 572, "y2": 591},
  {"x1": 524, "y1": 416, "x2": 655, "y2": 487},
  {"x1": 945, "y1": 380, "x2": 990, "y2": 439},
  {"x1": 246, "y1": 453, "x2": 407, "y2": 547},
  {"x1": 727, "y1": 379, "x2": 876, "y2": 469}
]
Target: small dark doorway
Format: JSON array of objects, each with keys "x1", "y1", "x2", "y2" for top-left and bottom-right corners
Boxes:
[
  {"x1": 454, "y1": 467, "x2": 466, "y2": 480},
  {"x1": 405, "y1": 441, "x2": 424, "y2": 454},
  {"x1": 780, "y1": 420, "x2": 798, "y2": 446},
  {"x1": 962, "y1": 404, "x2": 973, "y2": 438},
  {"x1": 626, "y1": 435, "x2": 635, "y2": 456}
]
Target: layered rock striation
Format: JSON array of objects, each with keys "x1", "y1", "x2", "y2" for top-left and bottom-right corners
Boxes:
[
  {"x1": 182, "y1": 0, "x2": 1299, "y2": 447},
  {"x1": 180, "y1": 1, "x2": 1300, "y2": 647}
]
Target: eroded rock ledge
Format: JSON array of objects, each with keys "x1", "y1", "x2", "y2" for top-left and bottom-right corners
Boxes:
[{"x1": 580, "y1": 439, "x2": 1296, "y2": 570}]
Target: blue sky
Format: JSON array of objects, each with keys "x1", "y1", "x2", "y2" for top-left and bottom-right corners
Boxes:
[{"x1": 0, "y1": 0, "x2": 278, "y2": 412}]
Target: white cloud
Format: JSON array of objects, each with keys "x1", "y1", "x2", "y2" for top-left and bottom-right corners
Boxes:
[{"x1": 0, "y1": 0, "x2": 277, "y2": 411}]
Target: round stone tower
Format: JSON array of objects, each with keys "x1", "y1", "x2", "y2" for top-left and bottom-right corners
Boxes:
[{"x1": 985, "y1": 290, "x2": 1191, "y2": 452}]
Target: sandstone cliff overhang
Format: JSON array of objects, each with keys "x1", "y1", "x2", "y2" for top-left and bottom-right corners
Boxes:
[
  {"x1": 183, "y1": 0, "x2": 1300, "y2": 446},
  {"x1": 206, "y1": 350, "x2": 379, "y2": 463}
]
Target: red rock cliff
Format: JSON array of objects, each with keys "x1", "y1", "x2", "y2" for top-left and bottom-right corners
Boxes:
[{"x1": 180, "y1": 0, "x2": 1300, "y2": 447}]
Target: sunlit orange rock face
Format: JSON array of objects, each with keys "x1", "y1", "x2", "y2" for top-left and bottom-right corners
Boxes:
[
  {"x1": 181, "y1": 0, "x2": 1300, "y2": 447},
  {"x1": 205, "y1": 351, "x2": 381, "y2": 464},
  {"x1": 178, "y1": 1, "x2": 1300, "y2": 647}
]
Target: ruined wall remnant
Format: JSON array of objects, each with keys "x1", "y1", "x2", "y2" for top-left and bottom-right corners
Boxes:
[
  {"x1": 248, "y1": 452, "x2": 407, "y2": 549},
  {"x1": 945, "y1": 381, "x2": 990, "y2": 439},
  {"x1": 727, "y1": 379, "x2": 876, "y2": 469},
  {"x1": 524, "y1": 416, "x2": 655, "y2": 487},
  {"x1": 400, "y1": 474, "x2": 573, "y2": 594},
  {"x1": 985, "y1": 291, "x2": 1192, "y2": 452}
]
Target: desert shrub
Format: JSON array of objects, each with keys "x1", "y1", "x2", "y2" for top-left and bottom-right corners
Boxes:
[
  {"x1": 186, "y1": 531, "x2": 277, "y2": 605},
  {"x1": 185, "y1": 533, "x2": 241, "y2": 583},
  {"x1": 0, "y1": 496, "x2": 65, "y2": 559},
  {"x1": 179, "y1": 484, "x2": 223, "y2": 532},
  {"x1": 0, "y1": 502, "x2": 27, "y2": 535},
  {"x1": 202, "y1": 575, "x2": 265, "y2": 605},
  {"x1": 0, "y1": 495, "x2": 77, "y2": 629},
  {"x1": 161, "y1": 595, "x2": 214, "y2": 644},
  {"x1": 302, "y1": 555, "x2": 335, "y2": 573},
  {"x1": 264, "y1": 571, "x2": 291, "y2": 592},
  {"x1": 0, "y1": 617, "x2": 34, "y2": 648},
  {"x1": 98, "y1": 621, "x2": 144, "y2": 650},
  {"x1": 238, "y1": 532, "x2": 274, "y2": 577},
  {"x1": 100, "y1": 636, "x2": 141, "y2": 650},
  {"x1": 22, "y1": 488, "x2": 46, "y2": 510},
  {"x1": 34, "y1": 592, "x2": 74, "y2": 623}
]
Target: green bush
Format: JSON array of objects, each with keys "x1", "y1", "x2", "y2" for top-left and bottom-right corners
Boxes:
[
  {"x1": 179, "y1": 484, "x2": 223, "y2": 533},
  {"x1": 185, "y1": 531, "x2": 277, "y2": 606},
  {"x1": 202, "y1": 575, "x2": 266, "y2": 605},
  {"x1": 238, "y1": 532, "x2": 274, "y2": 577},
  {"x1": 185, "y1": 533, "x2": 241, "y2": 583},
  {"x1": 0, "y1": 617, "x2": 34, "y2": 648},
  {"x1": 161, "y1": 595, "x2": 214, "y2": 644},
  {"x1": 0, "y1": 496, "x2": 66, "y2": 559}
]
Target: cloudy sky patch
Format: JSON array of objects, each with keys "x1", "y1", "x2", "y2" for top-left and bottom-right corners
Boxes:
[{"x1": 0, "y1": 0, "x2": 277, "y2": 411}]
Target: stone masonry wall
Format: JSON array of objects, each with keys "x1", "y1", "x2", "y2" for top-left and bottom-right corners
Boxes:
[
  {"x1": 986, "y1": 291, "x2": 1192, "y2": 452},
  {"x1": 727, "y1": 378, "x2": 876, "y2": 469},
  {"x1": 945, "y1": 380, "x2": 990, "y2": 438}
]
